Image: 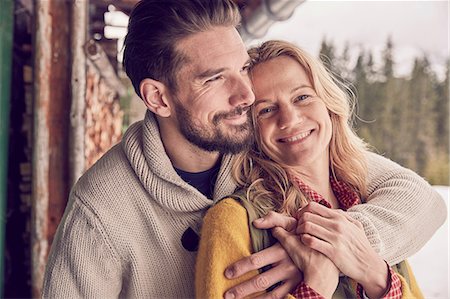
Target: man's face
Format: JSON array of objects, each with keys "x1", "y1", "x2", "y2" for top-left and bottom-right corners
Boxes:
[{"x1": 171, "y1": 27, "x2": 255, "y2": 154}]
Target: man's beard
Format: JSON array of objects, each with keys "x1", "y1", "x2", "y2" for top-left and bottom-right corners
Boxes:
[{"x1": 174, "y1": 103, "x2": 254, "y2": 154}]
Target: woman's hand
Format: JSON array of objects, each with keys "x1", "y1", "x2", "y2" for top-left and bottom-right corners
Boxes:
[
  {"x1": 296, "y1": 202, "x2": 390, "y2": 298},
  {"x1": 272, "y1": 227, "x2": 339, "y2": 299},
  {"x1": 253, "y1": 210, "x2": 339, "y2": 298}
]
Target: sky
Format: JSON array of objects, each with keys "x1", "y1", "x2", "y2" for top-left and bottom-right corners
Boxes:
[{"x1": 248, "y1": 0, "x2": 449, "y2": 78}]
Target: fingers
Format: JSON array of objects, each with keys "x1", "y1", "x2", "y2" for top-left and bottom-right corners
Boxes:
[
  {"x1": 272, "y1": 227, "x2": 304, "y2": 252},
  {"x1": 296, "y1": 215, "x2": 336, "y2": 243},
  {"x1": 253, "y1": 211, "x2": 297, "y2": 232},
  {"x1": 272, "y1": 227, "x2": 306, "y2": 270},
  {"x1": 300, "y1": 233, "x2": 334, "y2": 258},
  {"x1": 224, "y1": 259, "x2": 299, "y2": 299},
  {"x1": 296, "y1": 201, "x2": 339, "y2": 219},
  {"x1": 255, "y1": 277, "x2": 301, "y2": 299},
  {"x1": 225, "y1": 243, "x2": 287, "y2": 280},
  {"x1": 297, "y1": 203, "x2": 363, "y2": 236},
  {"x1": 295, "y1": 203, "x2": 363, "y2": 262}
]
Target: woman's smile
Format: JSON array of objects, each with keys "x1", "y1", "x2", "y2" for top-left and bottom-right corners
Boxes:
[{"x1": 277, "y1": 130, "x2": 313, "y2": 144}]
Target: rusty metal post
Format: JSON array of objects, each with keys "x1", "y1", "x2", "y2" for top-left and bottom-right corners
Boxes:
[
  {"x1": 32, "y1": 0, "x2": 71, "y2": 297},
  {"x1": 69, "y1": 0, "x2": 88, "y2": 187}
]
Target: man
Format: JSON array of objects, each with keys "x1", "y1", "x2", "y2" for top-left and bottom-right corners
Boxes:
[{"x1": 43, "y1": 0, "x2": 446, "y2": 298}]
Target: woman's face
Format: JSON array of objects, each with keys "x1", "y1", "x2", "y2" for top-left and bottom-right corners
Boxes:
[{"x1": 251, "y1": 56, "x2": 332, "y2": 170}]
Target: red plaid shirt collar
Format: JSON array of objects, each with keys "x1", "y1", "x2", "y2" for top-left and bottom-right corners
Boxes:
[{"x1": 290, "y1": 175, "x2": 360, "y2": 210}]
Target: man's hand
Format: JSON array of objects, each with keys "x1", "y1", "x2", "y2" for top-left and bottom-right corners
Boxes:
[
  {"x1": 224, "y1": 243, "x2": 301, "y2": 299},
  {"x1": 223, "y1": 212, "x2": 301, "y2": 299},
  {"x1": 296, "y1": 202, "x2": 389, "y2": 297},
  {"x1": 272, "y1": 227, "x2": 339, "y2": 299}
]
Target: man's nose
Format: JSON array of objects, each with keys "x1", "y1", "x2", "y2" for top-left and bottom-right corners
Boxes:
[{"x1": 229, "y1": 75, "x2": 255, "y2": 107}]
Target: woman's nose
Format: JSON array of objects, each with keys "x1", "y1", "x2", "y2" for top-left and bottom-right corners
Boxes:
[{"x1": 278, "y1": 106, "x2": 302, "y2": 130}]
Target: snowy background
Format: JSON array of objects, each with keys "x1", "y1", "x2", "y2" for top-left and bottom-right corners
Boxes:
[{"x1": 408, "y1": 186, "x2": 449, "y2": 298}]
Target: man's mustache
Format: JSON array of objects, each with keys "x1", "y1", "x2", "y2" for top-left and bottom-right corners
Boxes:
[{"x1": 213, "y1": 105, "x2": 251, "y2": 124}]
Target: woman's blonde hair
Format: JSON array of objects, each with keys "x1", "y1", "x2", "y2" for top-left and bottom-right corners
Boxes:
[{"x1": 232, "y1": 40, "x2": 369, "y2": 216}]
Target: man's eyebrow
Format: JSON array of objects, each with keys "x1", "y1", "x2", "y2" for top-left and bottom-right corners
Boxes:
[{"x1": 195, "y1": 68, "x2": 227, "y2": 80}]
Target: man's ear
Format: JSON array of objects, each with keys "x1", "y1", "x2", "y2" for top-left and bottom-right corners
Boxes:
[{"x1": 139, "y1": 78, "x2": 172, "y2": 117}]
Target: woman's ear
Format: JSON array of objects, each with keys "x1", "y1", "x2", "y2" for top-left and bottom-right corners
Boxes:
[{"x1": 139, "y1": 79, "x2": 171, "y2": 118}]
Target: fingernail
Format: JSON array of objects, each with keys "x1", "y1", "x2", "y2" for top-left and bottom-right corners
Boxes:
[
  {"x1": 224, "y1": 291, "x2": 235, "y2": 299},
  {"x1": 253, "y1": 217, "x2": 264, "y2": 224},
  {"x1": 224, "y1": 268, "x2": 234, "y2": 278}
]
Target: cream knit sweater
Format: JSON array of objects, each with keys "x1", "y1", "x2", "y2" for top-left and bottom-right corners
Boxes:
[{"x1": 42, "y1": 111, "x2": 446, "y2": 298}]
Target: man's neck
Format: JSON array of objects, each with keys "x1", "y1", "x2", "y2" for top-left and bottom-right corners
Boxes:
[{"x1": 158, "y1": 119, "x2": 221, "y2": 172}]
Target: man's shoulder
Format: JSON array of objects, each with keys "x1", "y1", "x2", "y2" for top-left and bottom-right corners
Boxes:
[
  {"x1": 66, "y1": 142, "x2": 155, "y2": 238},
  {"x1": 78, "y1": 143, "x2": 129, "y2": 183},
  {"x1": 365, "y1": 152, "x2": 414, "y2": 178},
  {"x1": 71, "y1": 143, "x2": 138, "y2": 206}
]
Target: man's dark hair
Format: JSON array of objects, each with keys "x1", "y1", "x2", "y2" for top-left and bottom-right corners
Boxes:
[{"x1": 123, "y1": 0, "x2": 241, "y2": 97}]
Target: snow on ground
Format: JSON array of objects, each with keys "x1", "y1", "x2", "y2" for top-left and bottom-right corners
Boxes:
[{"x1": 408, "y1": 186, "x2": 449, "y2": 298}]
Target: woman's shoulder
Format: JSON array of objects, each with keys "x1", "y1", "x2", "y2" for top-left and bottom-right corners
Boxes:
[
  {"x1": 200, "y1": 197, "x2": 252, "y2": 253},
  {"x1": 204, "y1": 197, "x2": 248, "y2": 227},
  {"x1": 212, "y1": 197, "x2": 246, "y2": 212}
]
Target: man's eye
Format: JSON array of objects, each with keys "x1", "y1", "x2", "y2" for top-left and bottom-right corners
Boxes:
[
  {"x1": 205, "y1": 75, "x2": 222, "y2": 84},
  {"x1": 241, "y1": 64, "x2": 250, "y2": 73}
]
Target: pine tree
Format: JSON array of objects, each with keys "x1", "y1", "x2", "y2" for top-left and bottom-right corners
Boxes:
[
  {"x1": 374, "y1": 37, "x2": 398, "y2": 158},
  {"x1": 382, "y1": 36, "x2": 394, "y2": 79},
  {"x1": 353, "y1": 50, "x2": 371, "y2": 141},
  {"x1": 319, "y1": 38, "x2": 337, "y2": 75},
  {"x1": 337, "y1": 42, "x2": 352, "y2": 82},
  {"x1": 435, "y1": 59, "x2": 449, "y2": 151},
  {"x1": 425, "y1": 58, "x2": 450, "y2": 184},
  {"x1": 366, "y1": 52, "x2": 377, "y2": 82},
  {"x1": 408, "y1": 56, "x2": 438, "y2": 175},
  {"x1": 345, "y1": 35, "x2": 448, "y2": 184}
]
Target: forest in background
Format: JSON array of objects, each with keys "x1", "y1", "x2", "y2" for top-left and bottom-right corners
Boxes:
[{"x1": 318, "y1": 37, "x2": 449, "y2": 185}]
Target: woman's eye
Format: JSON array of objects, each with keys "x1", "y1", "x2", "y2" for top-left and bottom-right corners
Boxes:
[
  {"x1": 296, "y1": 95, "x2": 310, "y2": 101},
  {"x1": 257, "y1": 107, "x2": 276, "y2": 117}
]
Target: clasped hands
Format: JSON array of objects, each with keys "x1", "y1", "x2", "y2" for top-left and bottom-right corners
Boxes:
[{"x1": 224, "y1": 202, "x2": 389, "y2": 299}]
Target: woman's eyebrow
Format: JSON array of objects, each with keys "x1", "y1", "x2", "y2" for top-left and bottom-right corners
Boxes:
[
  {"x1": 254, "y1": 99, "x2": 272, "y2": 107},
  {"x1": 290, "y1": 84, "x2": 311, "y2": 94}
]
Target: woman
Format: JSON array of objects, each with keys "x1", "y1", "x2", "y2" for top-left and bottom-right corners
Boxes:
[{"x1": 196, "y1": 40, "x2": 426, "y2": 298}]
